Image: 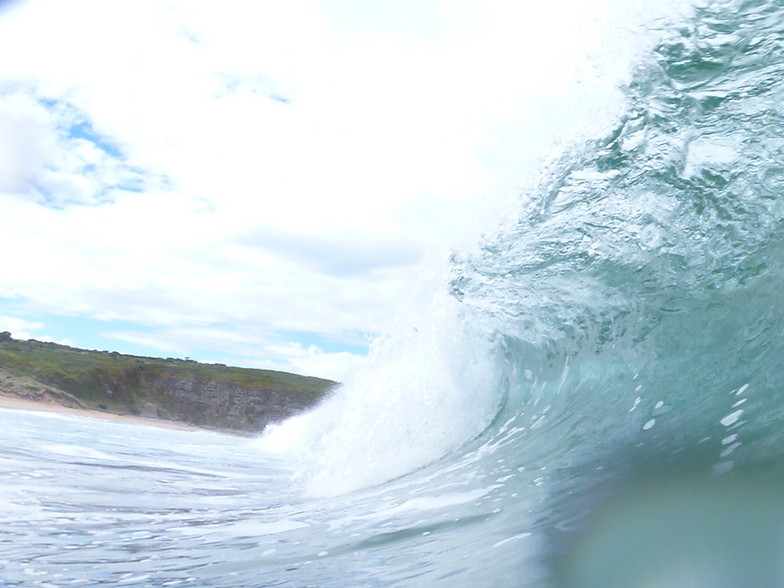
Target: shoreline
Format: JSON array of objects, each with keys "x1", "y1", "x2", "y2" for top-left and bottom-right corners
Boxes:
[{"x1": 0, "y1": 393, "x2": 209, "y2": 433}]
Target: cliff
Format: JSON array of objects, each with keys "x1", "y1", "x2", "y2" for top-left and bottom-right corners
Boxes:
[{"x1": 0, "y1": 336, "x2": 337, "y2": 434}]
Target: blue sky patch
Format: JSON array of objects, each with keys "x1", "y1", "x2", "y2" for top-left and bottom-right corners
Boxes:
[{"x1": 68, "y1": 119, "x2": 122, "y2": 159}]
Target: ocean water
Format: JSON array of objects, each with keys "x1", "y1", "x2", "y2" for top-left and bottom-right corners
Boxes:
[{"x1": 4, "y1": 1, "x2": 784, "y2": 586}]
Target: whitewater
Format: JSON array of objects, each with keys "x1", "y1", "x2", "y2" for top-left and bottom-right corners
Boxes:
[{"x1": 4, "y1": 1, "x2": 784, "y2": 585}]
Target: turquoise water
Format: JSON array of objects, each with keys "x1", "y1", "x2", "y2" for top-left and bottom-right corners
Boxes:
[{"x1": 4, "y1": 1, "x2": 784, "y2": 586}]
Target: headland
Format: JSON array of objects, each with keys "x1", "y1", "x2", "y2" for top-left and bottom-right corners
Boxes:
[{"x1": 0, "y1": 333, "x2": 336, "y2": 435}]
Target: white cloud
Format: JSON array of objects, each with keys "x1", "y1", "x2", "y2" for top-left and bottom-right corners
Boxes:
[
  {"x1": 248, "y1": 343, "x2": 365, "y2": 382},
  {"x1": 0, "y1": 315, "x2": 44, "y2": 339},
  {"x1": 105, "y1": 326, "x2": 364, "y2": 380},
  {"x1": 0, "y1": 0, "x2": 695, "y2": 375},
  {"x1": 0, "y1": 315, "x2": 73, "y2": 346}
]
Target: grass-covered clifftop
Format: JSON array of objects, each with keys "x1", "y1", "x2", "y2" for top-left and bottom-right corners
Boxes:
[{"x1": 0, "y1": 336, "x2": 337, "y2": 434}]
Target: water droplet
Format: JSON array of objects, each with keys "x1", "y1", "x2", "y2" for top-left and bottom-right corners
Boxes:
[
  {"x1": 713, "y1": 461, "x2": 734, "y2": 475},
  {"x1": 720, "y1": 410, "x2": 743, "y2": 427},
  {"x1": 720, "y1": 442, "x2": 741, "y2": 458}
]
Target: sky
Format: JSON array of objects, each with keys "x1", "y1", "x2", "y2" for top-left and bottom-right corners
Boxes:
[{"x1": 0, "y1": 0, "x2": 690, "y2": 380}]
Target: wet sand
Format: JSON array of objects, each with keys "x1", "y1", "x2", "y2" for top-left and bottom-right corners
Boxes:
[{"x1": 0, "y1": 393, "x2": 203, "y2": 433}]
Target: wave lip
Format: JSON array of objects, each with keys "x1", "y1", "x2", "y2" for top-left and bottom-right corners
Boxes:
[{"x1": 259, "y1": 292, "x2": 504, "y2": 497}]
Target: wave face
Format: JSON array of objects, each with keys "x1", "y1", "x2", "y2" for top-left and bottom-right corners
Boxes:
[
  {"x1": 261, "y1": 2, "x2": 784, "y2": 585},
  {"x1": 456, "y1": 0, "x2": 784, "y2": 465}
]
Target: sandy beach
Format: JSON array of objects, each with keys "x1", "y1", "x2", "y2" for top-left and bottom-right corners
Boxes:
[{"x1": 0, "y1": 393, "x2": 204, "y2": 433}]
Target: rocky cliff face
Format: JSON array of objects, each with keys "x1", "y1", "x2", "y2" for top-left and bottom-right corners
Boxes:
[
  {"x1": 149, "y1": 376, "x2": 325, "y2": 432},
  {"x1": 0, "y1": 366, "x2": 330, "y2": 434}
]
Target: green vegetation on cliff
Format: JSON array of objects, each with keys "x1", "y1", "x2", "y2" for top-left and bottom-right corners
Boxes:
[{"x1": 0, "y1": 335, "x2": 337, "y2": 433}]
